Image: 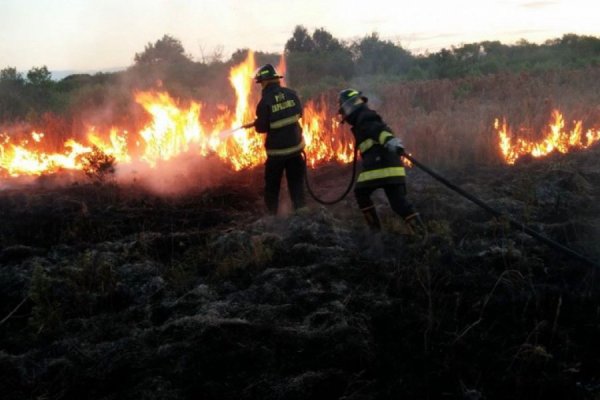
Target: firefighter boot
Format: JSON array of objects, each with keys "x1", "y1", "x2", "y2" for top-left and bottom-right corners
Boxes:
[
  {"x1": 361, "y1": 205, "x2": 381, "y2": 232},
  {"x1": 404, "y1": 213, "x2": 428, "y2": 243}
]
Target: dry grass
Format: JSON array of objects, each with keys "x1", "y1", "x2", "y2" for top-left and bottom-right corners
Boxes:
[{"x1": 368, "y1": 67, "x2": 600, "y2": 169}]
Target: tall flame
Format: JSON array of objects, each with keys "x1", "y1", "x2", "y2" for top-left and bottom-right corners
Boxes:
[
  {"x1": 276, "y1": 53, "x2": 286, "y2": 86},
  {"x1": 0, "y1": 51, "x2": 354, "y2": 179},
  {"x1": 496, "y1": 110, "x2": 600, "y2": 164},
  {"x1": 136, "y1": 91, "x2": 204, "y2": 167}
]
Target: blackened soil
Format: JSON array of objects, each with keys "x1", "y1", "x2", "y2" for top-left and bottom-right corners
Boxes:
[{"x1": 1, "y1": 147, "x2": 599, "y2": 400}]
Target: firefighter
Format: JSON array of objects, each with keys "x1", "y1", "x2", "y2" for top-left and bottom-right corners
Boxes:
[
  {"x1": 252, "y1": 63, "x2": 306, "y2": 215},
  {"x1": 338, "y1": 89, "x2": 426, "y2": 236}
]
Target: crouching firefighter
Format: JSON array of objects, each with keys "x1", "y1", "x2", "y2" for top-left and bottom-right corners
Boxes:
[
  {"x1": 338, "y1": 89, "x2": 426, "y2": 237},
  {"x1": 253, "y1": 64, "x2": 306, "y2": 215}
]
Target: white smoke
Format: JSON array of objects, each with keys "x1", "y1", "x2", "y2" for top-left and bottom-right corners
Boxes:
[{"x1": 114, "y1": 151, "x2": 241, "y2": 196}]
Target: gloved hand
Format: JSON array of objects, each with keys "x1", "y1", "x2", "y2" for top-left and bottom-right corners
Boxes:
[{"x1": 384, "y1": 137, "x2": 404, "y2": 155}]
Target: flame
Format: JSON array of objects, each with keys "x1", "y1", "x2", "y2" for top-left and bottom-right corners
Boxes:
[
  {"x1": 276, "y1": 53, "x2": 286, "y2": 86},
  {"x1": 0, "y1": 130, "x2": 127, "y2": 177},
  {"x1": 496, "y1": 109, "x2": 600, "y2": 164},
  {"x1": 0, "y1": 51, "x2": 355, "y2": 179},
  {"x1": 302, "y1": 100, "x2": 353, "y2": 168}
]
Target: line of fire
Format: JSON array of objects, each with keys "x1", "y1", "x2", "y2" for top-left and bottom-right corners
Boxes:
[{"x1": 1, "y1": 51, "x2": 600, "y2": 180}]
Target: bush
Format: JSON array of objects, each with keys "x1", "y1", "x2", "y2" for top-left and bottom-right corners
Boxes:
[{"x1": 81, "y1": 146, "x2": 116, "y2": 182}]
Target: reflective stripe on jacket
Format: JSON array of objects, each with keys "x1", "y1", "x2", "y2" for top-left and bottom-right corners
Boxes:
[
  {"x1": 255, "y1": 83, "x2": 304, "y2": 158},
  {"x1": 356, "y1": 166, "x2": 406, "y2": 183},
  {"x1": 358, "y1": 130, "x2": 394, "y2": 153},
  {"x1": 265, "y1": 139, "x2": 305, "y2": 157},
  {"x1": 350, "y1": 107, "x2": 406, "y2": 188}
]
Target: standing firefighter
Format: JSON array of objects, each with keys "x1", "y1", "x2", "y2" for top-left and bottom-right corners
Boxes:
[
  {"x1": 338, "y1": 89, "x2": 426, "y2": 236},
  {"x1": 253, "y1": 64, "x2": 306, "y2": 215}
]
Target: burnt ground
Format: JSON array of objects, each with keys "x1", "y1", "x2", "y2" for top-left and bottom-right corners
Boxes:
[{"x1": 1, "y1": 147, "x2": 599, "y2": 400}]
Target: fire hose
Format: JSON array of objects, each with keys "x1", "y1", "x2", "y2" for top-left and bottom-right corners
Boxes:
[
  {"x1": 304, "y1": 144, "x2": 598, "y2": 267},
  {"x1": 403, "y1": 153, "x2": 600, "y2": 269},
  {"x1": 218, "y1": 122, "x2": 256, "y2": 139},
  {"x1": 302, "y1": 145, "x2": 358, "y2": 205},
  {"x1": 223, "y1": 123, "x2": 359, "y2": 205}
]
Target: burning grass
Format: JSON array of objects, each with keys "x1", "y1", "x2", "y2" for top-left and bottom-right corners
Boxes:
[
  {"x1": 0, "y1": 52, "x2": 353, "y2": 184},
  {"x1": 3, "y1": 64, "x2": 600, "y2": 189},
  {"x1": 376, "y1": 67, "x2": 600, "y2": 168}
]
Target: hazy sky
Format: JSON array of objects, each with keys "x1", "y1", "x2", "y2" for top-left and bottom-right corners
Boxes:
[{"x1": 1, "y1": 0, "x2": 598, "y2": 72}]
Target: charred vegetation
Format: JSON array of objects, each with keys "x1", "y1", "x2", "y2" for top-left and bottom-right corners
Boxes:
[{"x1": 0, "y1": 142, "x2": 599, "y2": 399}]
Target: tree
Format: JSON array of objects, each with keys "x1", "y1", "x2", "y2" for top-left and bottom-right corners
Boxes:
[
  {"x1": 431, "y1": 48, "x2": 458, "y2": 78},
  {"x1": 0, "y1": 67, "x2": 27, "y2": 121},
  {"x1": 284, "y1": 27, "x2": 354, "y2": 87},
  {"x1": 134, "y1": 35, "x2": 192, "y2": 65},
  {"x1": 230, "y1": 48, "x2": 252, "y2": 65},
  {"x1": 26, "y1": 66, "x2": 53, "y2": 86},
  {"x1": 352, "y1": 33, "x2": 414, "y2": 76},
  {"x1": 285, "y1": 26, "x2": 315, "y2": 53},
  {"x1": 130, "y1": 35, "x2": 204, "y2": 98},
  {"x1": 1, "y1": 67, "x2": 25, "y2": 84},
  {"x1": 312, "y1": 28, "x2": 343, "y2": 52},
  {"x1": 25, "y1": 66, "x2": 58, "y2": 114}
]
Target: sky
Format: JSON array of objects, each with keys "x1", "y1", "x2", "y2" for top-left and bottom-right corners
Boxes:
[{"x1": 0, "y1": 0, "x2": 598, "y2": 73}]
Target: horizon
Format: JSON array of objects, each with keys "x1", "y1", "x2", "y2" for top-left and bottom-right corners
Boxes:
[
  {"x1": 25, "y1": 32, "x2": 600, "y2": 82},
  {"x1": 1, "y1": 0, "x2": 599, "y2": 73}
]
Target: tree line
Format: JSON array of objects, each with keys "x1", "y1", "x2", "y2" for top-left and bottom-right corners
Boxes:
[{"x1": 1, "y1": 26, "x2": 599, "y2": 126}]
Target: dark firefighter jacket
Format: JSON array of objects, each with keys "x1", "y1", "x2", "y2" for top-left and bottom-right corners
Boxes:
[
  {"x1": 255, "y1": 82, "x2": 304, "y2": 157},
  {"x1": 349, "y1": 106, "x2": 406, "y2": 188}
]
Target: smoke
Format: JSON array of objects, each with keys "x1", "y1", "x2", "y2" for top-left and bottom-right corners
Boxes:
[
  {"x1": 113, "y1": 150, "x2": 243, "y2": 196},
  {"x1": 0, "y1": 153, "x2": 249, "y2": 197},
  {"x1": 0, "y1": 79, "x2": 250, "y2": 196},
  {"x1": 0, "y1": 121, "x2": 34, "y2": 136}
]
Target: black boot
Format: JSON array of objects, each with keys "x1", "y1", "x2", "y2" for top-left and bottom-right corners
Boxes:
[
  {"x1": 404, "y1": 212, "x2": 428, "y2": 243},
  {"x1": 361, "y1": 205, "x2": 381, "y2": 232}
]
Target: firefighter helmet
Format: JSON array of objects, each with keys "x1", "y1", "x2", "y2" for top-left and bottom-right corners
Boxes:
[
  {"x1": 338, "y1": 89, "x2": 368, "y2": 119},
  {"x1": 254, "y1": 64, "x2": 283, "y2": 83}
]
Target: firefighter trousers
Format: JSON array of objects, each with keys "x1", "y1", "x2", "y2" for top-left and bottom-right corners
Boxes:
[
  {"x1": 355, "y1": 183, "x2": 415, "y2": 219},
  {"x1": 264, "y1": 153, "x2": 306, "y2": 214}
]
